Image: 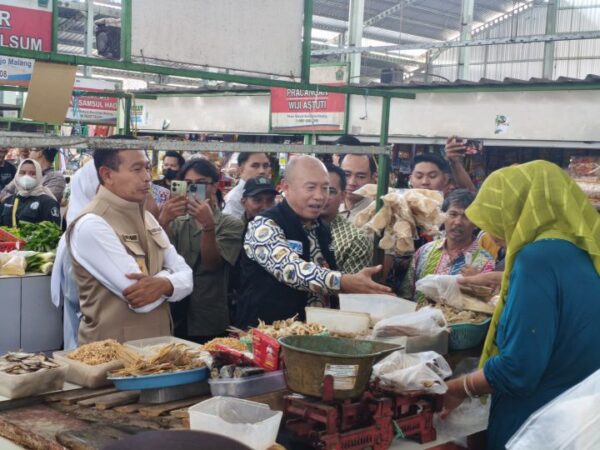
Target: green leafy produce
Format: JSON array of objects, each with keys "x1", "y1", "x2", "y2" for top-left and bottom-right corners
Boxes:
[
  {"x1": 25, "y1": 252, "x2": 55, "y2": 274},
  {"x1": 19, "y1": 221, "x2": 63, "y2": 252}
]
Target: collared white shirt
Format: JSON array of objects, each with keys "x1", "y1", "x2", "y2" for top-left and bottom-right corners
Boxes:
[
  {"x1": 223, "y1": 179, "x2": 246, "y2": 219},
  {"x1": 69, "y1": 213, "x2": 193, "y2": 313}
]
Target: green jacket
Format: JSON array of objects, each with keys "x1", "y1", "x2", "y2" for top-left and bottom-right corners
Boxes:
[{"x1": 168, "y1": 210, "x2": 244, "y2": 336}]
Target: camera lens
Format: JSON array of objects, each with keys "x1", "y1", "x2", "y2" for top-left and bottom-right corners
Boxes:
[{"x1": 190, "y1": 185, "x2": 197, "y2": 192}]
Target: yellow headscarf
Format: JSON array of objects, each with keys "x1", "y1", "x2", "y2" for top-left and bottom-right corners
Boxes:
[{"x1": 466, "y1": 160, "x2": 600, "y2": 367}]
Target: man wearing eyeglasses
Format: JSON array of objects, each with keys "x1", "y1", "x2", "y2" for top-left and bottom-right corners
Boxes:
[{"x1": 321, "y1": 163, "x2": 372, "y2": 274}]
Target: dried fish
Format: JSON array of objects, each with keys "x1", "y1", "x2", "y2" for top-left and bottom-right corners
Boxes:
[
  {"x1": 0, "y1": 352, "x2": 59, "y2": 374},
  {"x1": 109, "y1": 343, "x2": 205, "y2": 378}
]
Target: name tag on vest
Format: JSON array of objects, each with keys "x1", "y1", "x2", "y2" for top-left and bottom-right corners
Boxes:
[
  {"x1": 148, "y1": 227, "x2": 162, "y2": 235},
  {"x1": 287, "y1": 240, "x2": 303, "y2": 254},
  {"x1": 123, "y1": 234, "x2": 139, "y2": 242}
]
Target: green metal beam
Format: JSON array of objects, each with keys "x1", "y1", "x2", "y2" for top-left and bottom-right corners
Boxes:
[
  {"x1": 51, "y1": 0, "x2": 59, "y2": 53},
  {"x1": 123, "y1": 96, "x2": 132, "y2": 135},
  {"x1": 0, "y1": 47, "x2": 415, "y2": 99},
  {"x1": 0, "y1": 85, "x2": 157, "y2": 99},
  {"x1": 121, "y1": 0, "x2": 132, "y2": 62},
  {"x1": 375, "y1": 97, "x2": 391, "y2": 212},
  {"x1": 373, "y1": 96, "x2": 391, "y2": 268},
  {"x1": 390, "y1": 82, "x2": 600, "y2": 94},
  {"x1": 301, "y1": 0, "x2": 313, "y2": 83}
]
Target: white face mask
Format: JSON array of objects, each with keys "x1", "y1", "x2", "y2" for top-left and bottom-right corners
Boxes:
[{"x1": 17, "y1": 175, "x2": 37, "y2": 191}]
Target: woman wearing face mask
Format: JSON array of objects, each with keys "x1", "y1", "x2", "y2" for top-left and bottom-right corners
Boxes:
[{"x1": 1, "y1": 159, "x2": 61, "y2": 227}]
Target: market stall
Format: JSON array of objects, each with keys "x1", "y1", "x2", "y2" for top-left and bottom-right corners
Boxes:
[
  {"x1": 0, "y1": 279, "x2": 493, "y2": 450},
  {"x1": 0, "y1": 222, "x2": 63, "y2": 355}
]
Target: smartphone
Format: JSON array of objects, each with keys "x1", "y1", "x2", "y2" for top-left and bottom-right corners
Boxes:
[
  {"x1": 465, "y1": 139, "x2": 483, "y2": 155},
  {"x1": 170, "y1": 180, "x2": 188, "y2": 198},
  {"x1": 187, "y1": 183, "x2": 206, "y2": 202}
]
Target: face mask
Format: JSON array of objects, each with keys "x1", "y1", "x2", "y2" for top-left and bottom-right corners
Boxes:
[
  {"x1": 17, "y1": 175, "x2": 37, "y2": 191},
  {"x1": 163, "y1": 168, "x2": 178, "y2": 180}
]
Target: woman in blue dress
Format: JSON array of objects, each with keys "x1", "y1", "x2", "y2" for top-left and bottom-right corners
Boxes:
[{"x1": 441, "y1": 160, "x2": 600, "y2": 450}]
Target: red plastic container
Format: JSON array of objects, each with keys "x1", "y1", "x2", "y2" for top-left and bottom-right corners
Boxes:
[
  {"x1": 252, "y1": 330, "x2": 281, "y2": 372},
  {"x1": 0, "y1": 228, "x2": 25, "y2": 252}
]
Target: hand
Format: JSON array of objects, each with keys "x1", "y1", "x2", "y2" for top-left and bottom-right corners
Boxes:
[
  {"x1": 458, "y1": 271, "x2": 503, "y2": 288},
  {"x1": 340, "y1": 265, "x2": 392, "y2": 295},
  {"x1": 460, "y1": 265, "x2": 479, "y2": 277},
  {"x1": 445, "y1": 136, "x2": 467, "y2": 163},
  {"x1": 188, "y1": 197, "x2": 215, "y2": 230},
  {"x1": 123, "y1": 273, "x2": 174, "y2": 308},
  {"x1": 441, "y1": 381, "x2": 468, "y2": 419},
  {"x1": 158, "y1": 196, "x2": 187, "y2": 228}
]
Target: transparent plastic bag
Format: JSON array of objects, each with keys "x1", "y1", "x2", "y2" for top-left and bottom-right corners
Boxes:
[
  {"x1": 372, "y1": 350, "x2": 452, "y2": 394},
  {"x1": 416, "y1": 274, "x2": 463, "y2": 309},
  {"x1": 372, "y1": 306, "x2": 448, "y2": 338},
  {"x1": 0, "y1": 251, "x2": 27, "y2": 276},
  {"x1": 506, "y1": 369, "x2": 600, "y2": 450}
]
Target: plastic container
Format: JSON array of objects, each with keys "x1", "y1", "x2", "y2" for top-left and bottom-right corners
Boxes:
[
  {"x1": 339, "y1": 294, "x2": 416, "y2": 326},
  {"x1": 53, "y1": 350, "x2": 123, "y2": 388},
  {"x1": 189, "y1": 396, "x2": 282, "y2": 450},
  {"x1": 123, "y1": 336, "x2": 202, "y2": 356},
  {"x1": 279, "y1": 335, "x2": 402, "y2": 400},
  {"x1": 108, "y1": 366, "x2": 209, "y2": 390},
  {"x1": 209, "y1": 370, "x2": 286, "y2": 398},
  {"x1": 305, "y1": 307, "x2": 370, "y2": 336},
  {"x1": 448, "y1": 318, "x2": 491, "y2": 351},
  {"x1": 0, "y1": 362, "x2": 67, "y2": 399}
]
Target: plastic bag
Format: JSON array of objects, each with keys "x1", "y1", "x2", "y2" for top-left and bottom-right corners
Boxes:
[
  {"x1": 372, "y1": 350, "x2": 452, "y2": 394},
  {"x1": 0, "y1": 251, "x2": 27, "y2": 276},
  {"x1": 416, "y1": 274, "x2": 463, "y2": 309},
  {"x1": 506, "y1": 369, "x2": 600, "y2": 450},
  {"x1": 372, "y1": 306, "x2": 448, "y2": 338}
]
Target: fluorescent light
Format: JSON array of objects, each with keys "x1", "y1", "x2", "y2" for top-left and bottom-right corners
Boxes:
[{"x1": 94, "y1": 2, "x2": 121, "y2": 9}]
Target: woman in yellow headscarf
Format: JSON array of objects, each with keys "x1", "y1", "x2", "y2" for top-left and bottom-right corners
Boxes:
[{"x1": 440, "y1": 160, "x2": 600, "y2": 450}]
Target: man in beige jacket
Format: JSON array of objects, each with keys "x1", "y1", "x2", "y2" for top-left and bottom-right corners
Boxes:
[{"x1": 67, "y1": 148, "x2": 192, "y2": 344}]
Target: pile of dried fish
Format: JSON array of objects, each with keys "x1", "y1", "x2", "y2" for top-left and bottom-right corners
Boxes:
[
  {"x1": 352, "y1": 186, "x2": 445, "y2": 254},
  {"x1": 0, "y1": 352, "x2": 59, "y2": 375},
  {"x1": 67, "y1": 339, "x2": 125, "y2": 366},
  {"x1": 109, "y1": 343, "x2": 204, "y2": 377},
  {"x1": 255, "y1": 316, "x2": 327, "y2": 339},
  {"x1": 203, "y1": 337, "x2": 248, "y2": 353}
]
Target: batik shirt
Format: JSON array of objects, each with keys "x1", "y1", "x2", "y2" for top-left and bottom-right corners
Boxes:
[
  {"x1": 244, "y1": 216, "x2": 342, "y2": 307},
  {"x1": 330, "y1": 215, "x2": 372, "y2": 274},
  {"x1": 399, "y1": 237, "x2": 495, "y2": 302}
]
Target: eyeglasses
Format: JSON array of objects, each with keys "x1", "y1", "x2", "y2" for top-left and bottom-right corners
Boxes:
[{"x1": 327, "y1": 187, "x2": 339, "y2": 195}]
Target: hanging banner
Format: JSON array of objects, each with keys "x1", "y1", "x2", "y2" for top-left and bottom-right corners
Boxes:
[
  {"x1": 0, "y1": 0, "x2": 53, "y2": 52},
  {"x1": 270, "y1": 64, "x2": 348, "y2": 134},
  {"x1": 0, "y1": 55, "x2": 33, "y2": 85},
  {"x1": 66, "y1": 78, "x2": 119, "y2": 125}
]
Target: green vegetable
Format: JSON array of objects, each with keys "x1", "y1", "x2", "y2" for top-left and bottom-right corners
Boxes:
[
  {"x1": 25, "y1": 251, "x2": 55, "y2": 274},
  {"x1": 19, "y1": 221, "x2": 62, "y2": 252}
]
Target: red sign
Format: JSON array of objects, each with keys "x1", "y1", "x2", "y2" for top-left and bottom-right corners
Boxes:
[
  {"x1": 67, "y1": 78, "x2": 118, "y2": 125},
  {"x1": 270, "y1": 64, "x2": 348, "y2": 133},
  {"x1": 0, "y1": 3, "x2": 52, "y2": 52}
]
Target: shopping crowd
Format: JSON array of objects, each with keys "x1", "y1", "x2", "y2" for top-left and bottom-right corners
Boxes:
[{"x1": 1, "y1": 135, "x2": 598, "y2": 450}]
